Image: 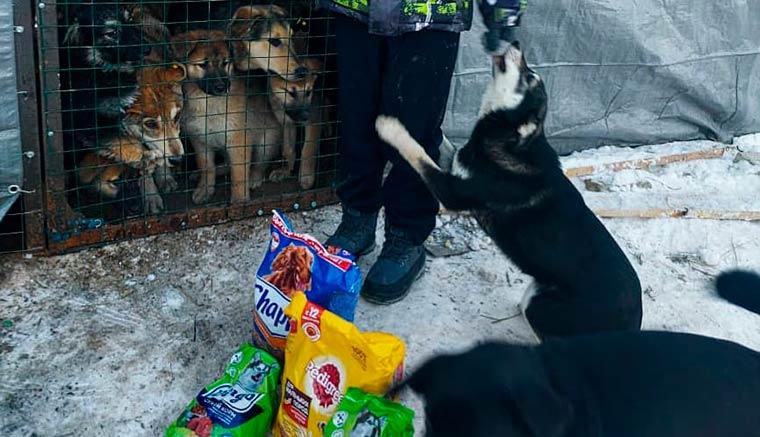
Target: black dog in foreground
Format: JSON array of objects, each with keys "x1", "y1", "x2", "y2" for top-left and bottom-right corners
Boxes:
[
  {"x1": 376, "y1": 42, "x2": 641, "y2": 340},
  {"x1": 398, "y1": 270, "x2": 760, "y2": 437}
]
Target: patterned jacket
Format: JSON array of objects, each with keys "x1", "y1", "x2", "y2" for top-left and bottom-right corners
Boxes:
[{"x1": 318, "y1": 0, "x2": 475, "y2": 36}]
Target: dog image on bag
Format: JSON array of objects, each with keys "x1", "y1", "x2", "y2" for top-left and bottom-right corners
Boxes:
[
  {"x1": 376, "y1": 41, "x2": 642, "y2": 341},
  {"x1": 351, "y1": 409, "x2": 387, "y2": 437},
  {"x1": 264, "y1": 244, "x2": 314, "y2": 297},
  {"x1": 237, "y1": 352, "x2": 276, "y2": 393}
]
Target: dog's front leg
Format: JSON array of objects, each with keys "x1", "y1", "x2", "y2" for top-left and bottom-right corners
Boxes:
[
  {"x1": 299, "y1": 112, "x2": 321, "y2": 190},
  {"x1": 282, "y1": 120, "x2": 298, "y2": 174},
  {"x1": 376, "y1": 116, "x2": 481, "y2": 211},
  {"x1": 154, "y1": 163, "x2": 179, "y2": 192},
  {"x1": 269, "y1": 122, "x2": 296, "y2": 183},
  {"x1": 191, "y1": 140, "x2": 217, "y2": 204},
  {"x1": 141, "y1": 168, "x2": 164, "y2": 214},
  {"x1": 227, "y1": 131, "x2": 252, "y2": 203}
]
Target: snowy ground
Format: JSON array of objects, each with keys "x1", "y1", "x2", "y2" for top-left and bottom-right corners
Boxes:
[{"x1": 2, "y1": 135, "x2": 760, "y2": 436}]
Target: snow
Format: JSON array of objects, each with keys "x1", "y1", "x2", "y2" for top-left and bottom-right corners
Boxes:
[{"x1": 1, "y1": 135, "x2": 760, "y2": 436}]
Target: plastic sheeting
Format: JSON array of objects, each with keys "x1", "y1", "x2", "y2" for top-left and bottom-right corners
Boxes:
[
  {"x1": 443, "y1": 0, "x2": 760, "y2": 154},
  {"x1": 0, "y1": 1, "x2": 21, "y2": 221}
]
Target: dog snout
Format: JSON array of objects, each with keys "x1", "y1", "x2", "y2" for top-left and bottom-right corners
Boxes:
[
  {"x1": 200, "y1": 75, "x2": 230, "y2": 96},
  {"x1": 167, "y1": 155, "x2": 183, "y2": 166},
  {"x1": 294, "y1": 66, "x2": 309, "y2": 80},
  {"x1": 286, "y1": 107, "x2": 310, "y2": 122},
  {"x1": 213, "y1": 78, "x2": 230, "y2": 94}
]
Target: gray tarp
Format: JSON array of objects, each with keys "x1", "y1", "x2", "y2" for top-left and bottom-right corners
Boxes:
[
  {"x1": 0, "y1": 1, "x2": 21, "y2": 220},
  {"x1": 443, "y1": 0, "x2": 760, "y2": 154}
]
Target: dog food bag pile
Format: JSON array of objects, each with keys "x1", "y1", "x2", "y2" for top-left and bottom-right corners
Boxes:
[
  {"x1": 323, "y1": 387, "x2": 415, "y2": 437},
  {"x1": 274, "y1": 292, "x2": 406, "y2": 437},
  {"x1": 254, "y1": 210, "x2": 362, "y2": 360},
  {"x1": 165, "y1": 343, "x2": 280, "y2": 437}
]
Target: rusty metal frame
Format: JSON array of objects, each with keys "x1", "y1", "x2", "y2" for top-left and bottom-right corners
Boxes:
[
  {"x1": 12, "y1": 0, "x2": 46, "y2": 252},
  {"x1": 37, "y1": 0, "x2": 85, "y2": 249},
  {"x1": 46, "y1": 188, "x2": 338, "y2": 254}
]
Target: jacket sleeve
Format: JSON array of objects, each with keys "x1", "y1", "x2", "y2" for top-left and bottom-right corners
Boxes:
[{"x1": 478, "y1": 0, "x2": 526, "y2": 52}]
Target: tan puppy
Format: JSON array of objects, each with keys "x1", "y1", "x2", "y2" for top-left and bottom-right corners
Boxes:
[
  {"x1": 228, "y1": 5, "x2": 308, "y2": 81},
  {"x1": 171, "y1": 30, "x2": 254, "y2": 204},
  {"x1": 266, "y1": 57, "x2": 325, "y2": 189}
]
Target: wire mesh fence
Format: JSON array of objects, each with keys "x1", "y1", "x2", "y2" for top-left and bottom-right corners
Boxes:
[{"x1": 11, "y1": 0, "x2": 341, "y2": 254}]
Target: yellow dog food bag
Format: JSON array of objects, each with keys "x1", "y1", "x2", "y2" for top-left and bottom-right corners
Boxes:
[{"x1": 275, "y1": 292, "x2": 405, "y2": 437}]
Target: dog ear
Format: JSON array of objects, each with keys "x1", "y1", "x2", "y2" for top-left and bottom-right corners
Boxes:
[
  {"x1": 229, "y1": 6, "x2": 268, "y2": 40},
  {"x1": 170, "y1": 33, "x2": 198, "y2": 63},
  {"x1": 166, "y1": 63, "x2": 187, "y2": 82},
  {"x1": 63, "y1": 22, "x2": 81, "y2": 45},
  {"x1": 271, "y1": 5, "x2": 289, "y2": 19}
]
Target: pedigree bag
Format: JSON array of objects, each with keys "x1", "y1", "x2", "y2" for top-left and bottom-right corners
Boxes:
[{"x1": 274, "y1": 292, "x2": 406, "y2": 437}]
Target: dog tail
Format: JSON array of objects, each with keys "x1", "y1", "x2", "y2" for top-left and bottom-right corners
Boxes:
[{"x1": 715, "y1": 270, "x2": 760, "y2": 316}]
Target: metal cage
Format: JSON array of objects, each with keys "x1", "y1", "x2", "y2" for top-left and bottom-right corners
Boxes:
[{"x1": 5, "y1": 0, "x2": 340, "y2": 255}]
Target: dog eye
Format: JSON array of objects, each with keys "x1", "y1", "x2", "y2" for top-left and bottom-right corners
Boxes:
[
  {"x1": 268, "y1": 38, "x2": 282, "y2": 47},
  {"x1": 288, "y1": 89, "x2": 298, "y2": 97},
  {"x1": 143, "y1": 119, "x2": 159, "y2": 130},
  {"x1": 103, "y1": 29, "x2": 118, "y2": 39}
]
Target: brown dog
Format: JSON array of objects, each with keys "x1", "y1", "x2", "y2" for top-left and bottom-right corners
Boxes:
[
  {"x1": 264, "y1": 244, "x2": 313, "y2": 296},
  {"x1": 227, "y1": 5, "x2": 308, "y2": 81},
  {"x1": 77, "y1": 64, "x2": 186, "y2": 213},
  {"x1": 266, "y1": 57, "x2": 325, "y2": 190},
  {"x1": 171, "y1": 30, "x2": 254, "y2": 204}
]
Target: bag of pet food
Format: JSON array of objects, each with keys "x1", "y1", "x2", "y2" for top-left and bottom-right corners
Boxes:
[
  {"x1": 165, "y1": 343, "x2": 280, "y2": 437},
  {"x1": 323, "y1": 387, "x2": 415, "y2": 437},
  {"x1": 274, "y1": 292, "x2": 406, "y2": 437},
  {"x1": 253, "y1": 210, "x2": 362, "y2": 360}
]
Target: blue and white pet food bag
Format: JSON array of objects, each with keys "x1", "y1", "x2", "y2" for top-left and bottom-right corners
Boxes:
[{"x1": 253, "y1": 210, "x2": 361, "y2": 359}]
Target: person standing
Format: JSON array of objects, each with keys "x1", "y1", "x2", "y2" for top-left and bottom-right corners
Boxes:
[{"x1": 321, "y1": 0, "x2": 525, "y2": 304}]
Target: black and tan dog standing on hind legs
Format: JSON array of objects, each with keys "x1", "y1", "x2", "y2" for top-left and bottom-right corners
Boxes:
[{"x1": 375, "y1": 41, "x2": 642, "y2": 341}]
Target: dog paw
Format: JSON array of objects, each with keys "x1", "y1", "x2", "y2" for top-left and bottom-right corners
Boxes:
[
  {"x1": 230, "y1": 190, "x2": 250, "y2": 204},
  {"x1": 156, "y1": 173, "x2": 179, "y2": 192},
  {"x1": 375, "y1": 116, "x2": 409, "y2": 149},
  {"x1": 192, "y1": 185, "x2": 214, "y2": 204},
  {"x1": 144, "y1": 194, "x2": 164, "y2": 214},
  {"x1": 268, "y1": 167, "x2": 289, "y2": 183},
  {"x1": 299, "y1": 174, "x2": 315, "y2": 190}
]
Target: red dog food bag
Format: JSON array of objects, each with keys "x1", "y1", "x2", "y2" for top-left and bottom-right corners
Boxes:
[{"x1": 253, "y1": 210, "x2": 362, "y2": 360}]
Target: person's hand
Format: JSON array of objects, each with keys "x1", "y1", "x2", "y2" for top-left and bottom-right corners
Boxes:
[{"x1": 478, "y1": 0, "x2": 524, "y2": 55}]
